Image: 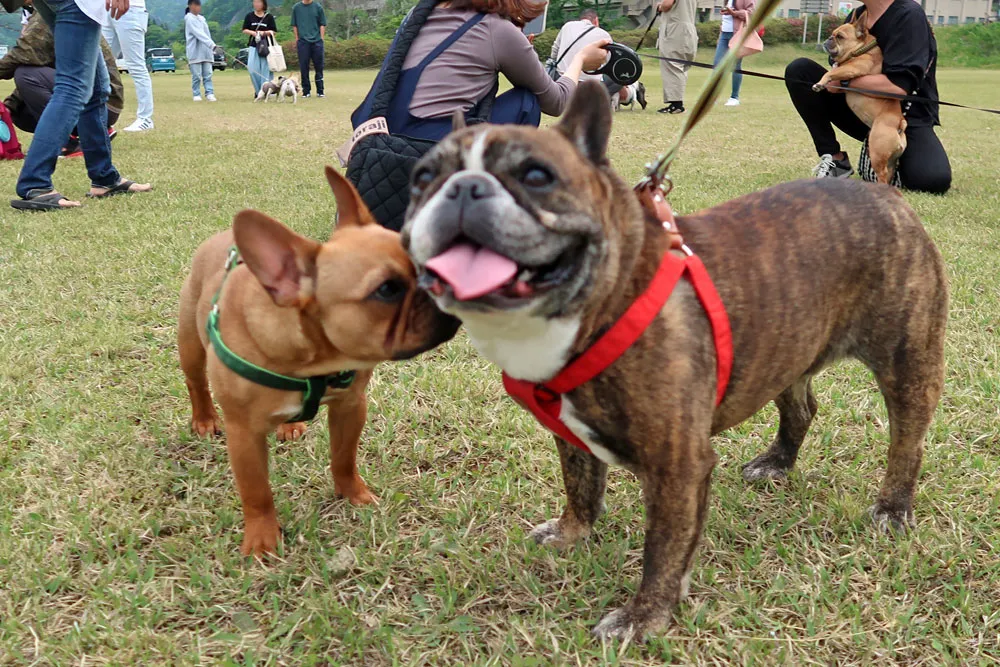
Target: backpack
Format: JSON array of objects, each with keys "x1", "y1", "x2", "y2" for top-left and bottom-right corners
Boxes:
[{"x1": 0, "y1": 102, "x2": 25, "y2": 161}]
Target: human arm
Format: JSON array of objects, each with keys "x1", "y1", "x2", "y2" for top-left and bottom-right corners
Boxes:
[
  {"x1": 187, "y1": 14, "x2": 216, "y2": 49},
  {"x1": 729, "y1": 0, "x2": 755, "y2": 22},
  {"x1": 658, "y1": 0, "x2": 675, "y2": 12},
  {"x1": 874, "y1": 9, "x2": 933, "y2": 96},
  {"x1": 835, "y1": 74, "x2": 908, "y2": 96},
  {"x1": 318, "y1": 5, "x2": 326, "y2": 39},
  {"x1": 550, "y1": 28, "x2": 562, "y2": 62},
  {"x1": 291, "y1": 5, "x2": 299, "y2": 43},
  {"x1": 0, "y1": 15, "x2": 53, "y2": 79}
]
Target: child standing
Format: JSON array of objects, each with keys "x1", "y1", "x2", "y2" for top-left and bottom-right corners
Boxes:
[{"x1": 185, "y1": 0, "x2": 217, "y2": 102}]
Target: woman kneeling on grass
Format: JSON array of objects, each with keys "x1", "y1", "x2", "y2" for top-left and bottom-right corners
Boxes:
[
  {"x1": 185, "y1": 0, "x2": 217, "y2": 102},
  {"x1": 242, "y1": 0, "x2": 276, "y2": 97},
  {"x1": 784, "y1": 0, "x2": 950, "y2": 193}
]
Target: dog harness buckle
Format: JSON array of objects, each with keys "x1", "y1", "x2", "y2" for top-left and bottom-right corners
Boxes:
[{"x1": 634, "y1": 175, "x2": 684, "y2": 251}]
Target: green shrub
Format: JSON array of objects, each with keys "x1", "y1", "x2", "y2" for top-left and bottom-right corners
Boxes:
[
  {"x1": 282, "y1": 37, "x2": 393, "y2": 69},
  {"x1": 935, "y1": 22, "x2": 1000, "y2": 68}
]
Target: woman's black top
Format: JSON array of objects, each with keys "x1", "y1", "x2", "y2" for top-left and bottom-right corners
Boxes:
[
  {"x1": 848, "y1": 1, "x2": 939, "y2": 127},
  {"x1": 243, "y1": 12, "x2": 277, "y2": 47}
]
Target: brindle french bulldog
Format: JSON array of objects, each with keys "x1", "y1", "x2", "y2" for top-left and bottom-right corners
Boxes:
[{"x1": 402, "y1": 82, "x2": 948, "y2": 640}]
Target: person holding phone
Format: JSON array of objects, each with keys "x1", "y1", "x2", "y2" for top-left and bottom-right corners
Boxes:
[
  {"x1": 713, "y1": 0, "x2": 755, "y2": 107},
  {"x1": 656, "y1": 0, "x2": 697, "y2": 114}
]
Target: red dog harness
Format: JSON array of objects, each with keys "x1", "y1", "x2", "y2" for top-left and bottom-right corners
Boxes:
[{"x1": 502, "y1": 181, "x2": 733, "y2": 456}]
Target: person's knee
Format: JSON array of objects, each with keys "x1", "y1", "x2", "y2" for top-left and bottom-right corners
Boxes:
[{"x1": 903, "y1": 167, "x2": 951, "y2": 194}]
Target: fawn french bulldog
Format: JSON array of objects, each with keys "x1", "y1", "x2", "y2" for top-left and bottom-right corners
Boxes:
[
  {"x1": 402, "y1": 82, "x2": 947, "y2": 640},
  {"x1": 178, "y1": 167, "x2": 459, "y2": 556}
]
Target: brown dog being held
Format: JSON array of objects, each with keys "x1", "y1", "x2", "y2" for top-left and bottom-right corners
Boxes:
[
  {"x1": 814, "y1": 21, "x2": 907, "y2": 184},
  {"x1": 177, "y1": 167, "x2": 459, "y2": 556}
]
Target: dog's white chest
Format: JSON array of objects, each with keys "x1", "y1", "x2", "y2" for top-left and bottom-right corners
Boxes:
[{"x1": 559, "y1": 398, "x2": 620, "y2": 466}]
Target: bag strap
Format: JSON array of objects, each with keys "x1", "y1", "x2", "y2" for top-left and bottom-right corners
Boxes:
[
  {"x1": 554, "y1": 25, "x2": 596, "y2": 67},
  {"x1": 367, "y1": 0, "x2": 440, "y2": 117},
  {"x1": 415, "y1": 13, "x2": 486, "y2": 69}
]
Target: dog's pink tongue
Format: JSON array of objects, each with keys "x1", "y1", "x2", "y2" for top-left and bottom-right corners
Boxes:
[{"x1": 425, "y1": 243, "x2": 518, "y2": 301}]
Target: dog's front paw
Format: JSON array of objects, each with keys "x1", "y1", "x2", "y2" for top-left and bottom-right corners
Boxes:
[
  {"x1": 528, "y1": 518, "x2": 589, "y2": 549},
  {"x1": 276, "y1": 422, "x2": 307, "y2": 442},
  {"x1": 741, "y1": 454, "x2": 791, "y2": 482},
  {"x1": 592, "y1": 606, "x2": 668, "y2": 642},
  {"x1": 191, "y1": 416, "x2": 223, "y2": 438},
  {"x1": 869, "y1": 502, "x2": 915, "y2": 534},
  {"x1": 241, "y1": 516, "x2": 281, "y2": 556},
  {"x1": 334, "y1": 475, "x2": 377, "y2": 506},
  {"x1": 812, "y1": 81, "x2": 826, "y2": 92}
]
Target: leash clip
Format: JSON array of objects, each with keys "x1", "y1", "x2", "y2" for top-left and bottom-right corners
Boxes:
[{"x1": 224, "y1": 246, "x2": 240, "y2": 272}]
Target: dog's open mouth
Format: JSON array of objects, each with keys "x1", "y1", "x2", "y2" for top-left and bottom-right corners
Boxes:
[{"x1": 420, "y1": 240, "x2": 579, "y2": 302}]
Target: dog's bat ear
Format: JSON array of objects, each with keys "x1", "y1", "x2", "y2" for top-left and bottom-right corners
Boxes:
[
  {"x1": 325, "y1": 165, "x2": 377, "y2": 228},
  {"x1": 233, "y1": 210, "x2": 321, "y2": 308},
  {"x1": 451, "y1": 110, "x2": 466, "y2": 132},
  {"x1": 555, "y1": 80, "x2": 612, "y2": 165}
]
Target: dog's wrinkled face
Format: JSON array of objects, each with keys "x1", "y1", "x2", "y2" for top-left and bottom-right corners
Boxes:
[
  {"x1": 824, "y1": 22, "x2": 869, "y2": 62},
  {"x1": 234, "y1": 168, "x2": 459, "y2": 364},
  {"x1": 402, "y1": 82, "x2": 618, "y2": 321}
]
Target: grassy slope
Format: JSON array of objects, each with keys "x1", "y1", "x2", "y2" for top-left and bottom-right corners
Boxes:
[{"x1": 1, "y1": 50, "x2": 999, "y2": 664}]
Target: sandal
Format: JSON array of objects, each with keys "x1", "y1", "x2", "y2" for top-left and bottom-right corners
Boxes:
[
  {"x1": 87, "y1": 179, "x2": 151, "y2": 199},
  {"x1": 10, "y1": 190, "x2": 79, "y2": 211}
]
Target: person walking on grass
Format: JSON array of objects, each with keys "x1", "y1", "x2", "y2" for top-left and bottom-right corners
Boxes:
[
  {"x1": 291, "y1": 0, "x2": 325, "y2": 98},
  {"x1": 10, "y1": 0, "x2": 152, "y2": 211},
  {"x1": 242, "y1": 0, "x2": 276, "y2": 97},
  {"x1": 102, "y1": 0, "x2": 154, "y2": 131},
  {"x1": 185, "y1": 0, "x2": 216, "y2": 102},
  {"x1": 656, "y1": 0, "x2": 697, "y2": 114},
  {"x1": 712, "y1": 0, "x2": 755, "y2": 107}
]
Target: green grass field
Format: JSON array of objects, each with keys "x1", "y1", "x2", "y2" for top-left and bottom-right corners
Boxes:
[{"x1": 2, "y1": 46, "x2": 1000, "y2": 664}]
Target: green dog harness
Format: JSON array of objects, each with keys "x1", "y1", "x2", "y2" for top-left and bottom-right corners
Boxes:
[{"x1": 206, "y1": 246, "x2": 356, "y2": 423}]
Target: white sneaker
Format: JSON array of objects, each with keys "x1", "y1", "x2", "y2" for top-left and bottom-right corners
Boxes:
[
  {"x1": 123, "y1": 117, "x2": 154, "y2": 132},
  {"x1": 193, "y1": 96, "x2": 202, "y2": 102},
  {"x1": 206, "y1": 94, "x2": 217, "y2": 102},
  {"x1": 724, "y1": 97, "x2": 740, "y2": 107}
]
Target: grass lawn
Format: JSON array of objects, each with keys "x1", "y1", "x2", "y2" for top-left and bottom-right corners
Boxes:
[{"x1": 1, "y1": 45, "x2": 999, "y2": 664}]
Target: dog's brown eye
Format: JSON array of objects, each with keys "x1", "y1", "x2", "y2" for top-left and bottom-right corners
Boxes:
[
  {"x1": 371, "y1": 278, "x2": 407, "y2": 304},
  {"x1": 521, "y1": 166, "x2": 554, "y2": 189}
]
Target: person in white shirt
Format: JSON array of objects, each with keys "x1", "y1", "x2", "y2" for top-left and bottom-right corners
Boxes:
[
  {"x1": 12, "y1": 0, "x2": 153, "y2": 211},
  {"x1": 102, "y1": 0, "x2": 154, "y2": 131},
  {"x1": 550, "y1": 9, "x2": 647, "y2": 109}
]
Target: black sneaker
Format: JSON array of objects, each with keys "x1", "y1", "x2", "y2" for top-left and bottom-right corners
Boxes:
[
  {"x1": 812, "y1": 154, "x2": 854, "y2": 179},
  {"x1": 303, "y1": 93, "x2": 311, "y2": 98},
  {"x1": 657, "y1": 102, "x2": 685, "y2": 114},
  {"x1": 317, "y1": 93, "x2": 325, "y2": 98},
  {"x1": 636, "y1": 82, "x2": 648, "y2": 110}
]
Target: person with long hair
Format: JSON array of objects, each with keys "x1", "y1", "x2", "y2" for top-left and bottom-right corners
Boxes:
[
  {"x1": 242, "y1": 0, "x2": 276, "y2": 96},
  {"x1": 711, "y1": 0, "x2": 755, "y2": 107}
]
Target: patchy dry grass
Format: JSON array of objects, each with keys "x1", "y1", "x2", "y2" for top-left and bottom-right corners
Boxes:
[{"x1": 1, "y1": 48, "x2": 999, "y2": 664}]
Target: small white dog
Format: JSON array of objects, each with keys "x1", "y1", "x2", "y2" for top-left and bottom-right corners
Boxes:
[{"x1": 254, "y1": 75, "x2": 301, "y2": 104}]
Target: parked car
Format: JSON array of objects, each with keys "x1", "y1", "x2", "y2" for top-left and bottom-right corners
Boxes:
[
  {"x1": 235, "y1": 47, "x2": 251, "y2": 70},
  {"x1": 146, "y1": 47, "x2": 176, "y2": 73},
  {"x1": 212, "y1": 50, "x2": 226, "y2": 71},
  {"x1": 115, "y1": 57, "x2": 128, "y2": 73}
]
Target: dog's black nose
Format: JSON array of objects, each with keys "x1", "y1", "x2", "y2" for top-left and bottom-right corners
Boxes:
[{"x1": 445, "y1": 174, "x2": 496, "y2": 204}]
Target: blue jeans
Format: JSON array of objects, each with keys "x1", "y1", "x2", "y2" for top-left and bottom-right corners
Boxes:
[
  {"x1": 190, "y1": 62, "x2": 214, "y2": 97},
  {"x1": 16, "y1": 0, "x2": 118, "y2": 197},
  {"x1": 713, "y1": 31, "x2": 743, "y2": 100},
  {"x1": 102, "y1": 8, "x2": 154, "y2": 121},
  {"x1": 297, "y1": 40, "x2": 324, "y2": 95},
  {"x1": 248, "y1": 46, "x2": 271, "y2": 95}
]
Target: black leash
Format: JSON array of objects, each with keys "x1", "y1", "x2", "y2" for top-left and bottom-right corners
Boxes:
[
  {"x1": 638, "y1": 51, "x2": 1000, "y2": 116},
  {"x1": 635, "y1": 10, "x2": 660, "y2": 51}
]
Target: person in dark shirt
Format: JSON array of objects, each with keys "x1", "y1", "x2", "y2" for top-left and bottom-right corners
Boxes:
[
  {"x1": 242, "y1": 0, "x2": 277, "y2": 96},
  {"x1": 290, "y1": 0, "x2": 326, "y2": 98},
  {"x1": 784, "y1": 0, "x2": 950, "y2": 194}
]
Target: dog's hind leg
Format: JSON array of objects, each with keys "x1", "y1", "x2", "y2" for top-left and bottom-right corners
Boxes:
[
  {"x1": 530, "y1": 437, "x2": 608, "y2": 549},
  {"x1": 741, "y1": 376, "x2": 817, "y2": 482}
]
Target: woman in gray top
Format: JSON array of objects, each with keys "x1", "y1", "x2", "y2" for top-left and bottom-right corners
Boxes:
[{"x1": 404, "y1": 0, "x2": 609, "y2": 120}]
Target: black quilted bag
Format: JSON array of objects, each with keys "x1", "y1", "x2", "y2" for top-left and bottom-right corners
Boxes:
[{"x1": 345, "y1": 0, "x2": 442, "y2": 232}]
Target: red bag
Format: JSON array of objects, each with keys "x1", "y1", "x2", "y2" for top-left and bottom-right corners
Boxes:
[{"x1": 0, "y1": 101, "x2": 25, "y2": 161}]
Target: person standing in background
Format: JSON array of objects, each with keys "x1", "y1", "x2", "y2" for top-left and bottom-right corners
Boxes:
[
  {"x1": 656, "y1": 0, "x2": 696, "y2": 114},
  {"x1": 242, "y1": 0, "x2": 276, "y2": 97},
  {"x1": 712, "y1": 0, "x2": 755, "y2": 107},
  {"x1": 102, "y1": 0, "x2": 155, "y2": 131},
  {"x1": 290, "y1": 0, "x2": 326, "y2": 98},
  {"x1": 185, "y1": 0, "x2": 217, "y2": 102}
]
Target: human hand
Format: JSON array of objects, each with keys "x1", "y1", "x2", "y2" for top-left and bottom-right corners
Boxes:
[
  {"x1": 106, "y1": 0, "x2": 129, "y2": 20},
  {"x1": 526, "y1": 33, "x2": 536, "y2": 44},
  {"x1": 720, "y1": 7, "x2": 733, "y2": 14},
  {"x1": 580, "y1": 38, "x2": 611, "y2": 71},
  {"x1": 658, "y1": 0, "x2": 675, "y2": 11}
]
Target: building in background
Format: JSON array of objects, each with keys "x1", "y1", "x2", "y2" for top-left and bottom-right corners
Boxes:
[{"x1": 620, "y1": 0, "x2": 995, "y2": 23}]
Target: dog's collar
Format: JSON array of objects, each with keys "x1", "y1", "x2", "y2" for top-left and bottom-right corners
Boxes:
[
  {"x1": 502, "y1": 220, "x2": 733, "y2": 456},
  {"x1": 206, "y1": 246, "x2": 356, "y2": 423},
  {"x1": 848, "y1": 39, "x2": 878, "y2": 59}
]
